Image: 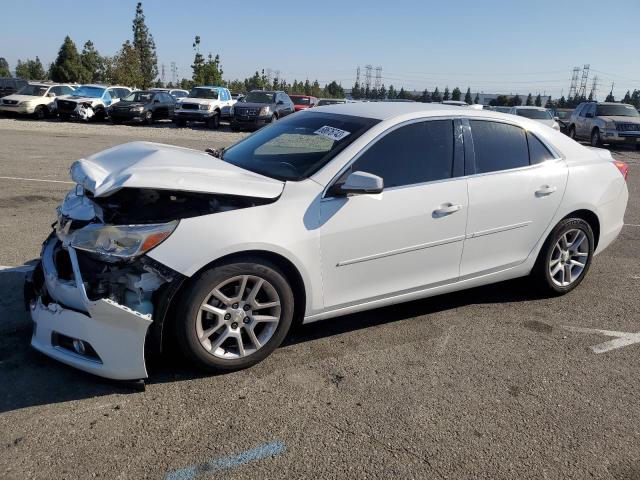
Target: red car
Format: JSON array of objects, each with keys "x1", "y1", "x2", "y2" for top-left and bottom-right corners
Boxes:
[{"x1": 289, "y1": 95, "x2": 318, "y2": 112}]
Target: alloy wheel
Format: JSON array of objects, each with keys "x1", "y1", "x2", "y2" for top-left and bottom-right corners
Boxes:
[
  {"x1": 196, "y1": 275, "x2": 281, "y2": 359},
  {"x1": 548, "y1": 229, "x2": 590, "y2": 287}
]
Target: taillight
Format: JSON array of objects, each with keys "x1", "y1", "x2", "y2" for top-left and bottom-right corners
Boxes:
[{"x1": 613, "y1": 160, "x2": 629, "y2": 180}]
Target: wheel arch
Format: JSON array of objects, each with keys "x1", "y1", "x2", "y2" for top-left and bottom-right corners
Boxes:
[{"x1": 561, "y1": 209, "x2": 600, "y2": 249}]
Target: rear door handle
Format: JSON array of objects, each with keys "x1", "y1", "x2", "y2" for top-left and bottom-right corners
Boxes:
[
  {"x1": 433, "y1": 203, "x2": 462, "y2": 217},
  {"x1": 535, "y1": 185, "x2": 557, "y2": 197}
]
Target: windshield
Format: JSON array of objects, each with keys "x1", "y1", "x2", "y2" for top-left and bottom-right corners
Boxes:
[
  {"x1": 189, "y1": 88, "x2": 218, "y2": 99},
  {"x1": 222, "y1": 112, "x2": 380, "y2": 181},
  {"x1": 291, "y1": 96, "x2": 311, "y2": 105},
  {"x1": 515, "y1": 109, "x2": 552, "y2": 120},
  {"x1": 596, "y1": 104, "x2": 639, "y2": 117},
  {"x1": 556, "y1": 110, "x2": 572, "y2": 119},
  {"x1": 244, "y1": 91, "x2": 275, "y2": 104},
  {"x1": 317, "y1": 99, "x2": 344, "y2": 106},
  {"x1": 495, "y1": 107, "x2": 511, "y2": 113},
  {"x1": 123, "y1": 92, "x2": 154, "y2": 103},
  {"x1": 17, "y1": 85, "x2": 48, "y2": 96},
  {"x1": 72, "y1": 86, "x2": 106, "y2": 98}
]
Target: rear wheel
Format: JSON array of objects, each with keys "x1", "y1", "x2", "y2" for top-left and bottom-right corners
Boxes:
[
  {"x1": 590, "y1": 128, "x2": 601, "y2": 147},
  {"x1": 568, "y1": 125, "x2": 576, "y2": 139},
  {"x1": 175, "y1": 259, "x2": 294, "y2": 372},
  {"x1": 33, "y1": 105, "x2": 47, "y2": 120},
  {"x1": 532, "y1": 218, "x2": 594, "y2": 295}
]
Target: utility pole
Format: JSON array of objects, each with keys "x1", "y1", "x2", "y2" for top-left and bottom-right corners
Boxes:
[{"x1": 355, "y1": 66, "x2": 361, "y2": 85}]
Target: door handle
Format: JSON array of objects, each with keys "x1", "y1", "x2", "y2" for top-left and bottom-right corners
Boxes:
[
  {"x1": 433, "y1": 203, "x2": 462, "y2": 217},
  {"x1": 535, "y1": 185, "x2": 557, "y2": 197}
]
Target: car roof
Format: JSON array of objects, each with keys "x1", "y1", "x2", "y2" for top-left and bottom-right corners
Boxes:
[
  {"x1": 514, "y1": 106, "x2": 547, "y2": 110},
  {"x1": 311, "y1": 101, "x2": 470, "y2": 120}
]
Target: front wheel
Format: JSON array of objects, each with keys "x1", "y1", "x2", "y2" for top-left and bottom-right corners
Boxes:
[
  {"x1": 33, "y1": 105, "x2": 47, "y2": 120},
  {"x1": 207, "y1": 112, "x2": 220, "y2": 129},
  {"x1": 568, "y1": 125, "x2": 576, "y2": 140},
  {"x1": 590, "y1": 128, "x2": 601, "y2": 147},
  {"x1": 532, "y1": 218, "x2": 594, "y2": 295},
  {"x1": 175, "y1": 260, "x2": 295, "y2": 372},
  {"x1": 144, "y1": 110, "x2": 154, "y2": 126},
  {"x1": 173, "y1": 118, "x2": 186, "y2": 127}
]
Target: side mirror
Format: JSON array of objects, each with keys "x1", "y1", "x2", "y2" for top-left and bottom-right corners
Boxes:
[
  {"x1": 328, "y1": 171, "x2": 384, "y2": 197},
  {"x1": 47, "y1": 92, "x2": 55, "y2": 98}
]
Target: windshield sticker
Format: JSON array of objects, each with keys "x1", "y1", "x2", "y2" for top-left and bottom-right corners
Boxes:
[{"x1": 314, "y1": 126, "x2": 351, "y2": 142}]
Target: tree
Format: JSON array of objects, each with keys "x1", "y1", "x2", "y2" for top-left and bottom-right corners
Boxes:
[
  {"x1": 132, "y1": 2, "x2": 158, "y2": 88},
  {"x1": 545, "y1": 96, "x2": 554, "y2": 108},
  {"x1": 325, "y1": 81, "x2": 344, "y2": 98},
  {"x1": 510, "y1": 94, "x2": 522, "y2": 106},
  {"x1": 80, "y1": 41, "x2": 104, "y2": 83},
  {"x1": 605, "y1": 90, "x2": 615, "y2": 102},
  {"x1": 351, "y1": 80, "x2": 362, "y2": 99},
  {"x1": 420, "y1": 89, "x2": 431, "y2": 103},
  {"x1": 535, "y1": 93, "x2": 542, "y2": 107},
  {"x1": 623, "y1": 90, "x2": 632, "y2": 104},
  {"x1": 525, "y1": 93, "x2": 533, "y2": 106},
  {"x1": 451, "y1": 87, "x2": 461, "y2": 101},
  {"x1": 464, "y1": 88, "x2": 472, "y2": 104},
  {"x1": 191, "y1": 36, "x2": 205, "y2": 85},
  {"x1": 443, "y1": 87, "x2": 450, "y2": 101},
  {"x1": 474, "y1": 92, "x2": 480, "y2": 104},
  {"x1": 111, "y1": 41, "x2": 143, "y2": 87},
  {"x1": 557, "y1": 95, "x2": 566, "y2": 108},
  {"x1": 201, "y1": 53, "x2": 223, "y2": 86},
  {"x1": 0, "y1": 58, "x2": 10, "y2": 77},
  {"x1": 15, "y1": 57, "x2": 45, "y2": 80},
  {"x1": 49, "y1": 36, "x2": 83, "y2": 82},
  {"x1": 432, "y1": 87, "x2": 442, "y2": 102}
]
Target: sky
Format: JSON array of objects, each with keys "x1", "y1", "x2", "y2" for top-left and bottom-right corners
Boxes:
[{"x1": 2, "y1": 0, "x2": 639, "y2": 100}]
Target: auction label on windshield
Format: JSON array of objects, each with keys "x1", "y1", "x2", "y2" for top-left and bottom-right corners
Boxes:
[{"x1": 314, "y1": 125, "x2": 351, "y2": 141}]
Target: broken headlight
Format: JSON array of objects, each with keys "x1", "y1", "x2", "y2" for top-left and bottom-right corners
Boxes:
[{"x1": 70, "y1": 221, "x2": 178, "y2": 262}]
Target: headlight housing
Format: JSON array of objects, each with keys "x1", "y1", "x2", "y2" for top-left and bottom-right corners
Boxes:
[
  {"x1": 175, "y1": 102, "x2": 182, "y2": 109},
  {"x1": 199, "y1": 104, "x2": 212, "y2": 111},
  {"x1": 70, "y1": 221, "x2": 178, "y2": 262},
  {"x1": 131, "y1": 106, "x2": 144, "y2": 112},
  {"x1": 229, "y1": 106, "x2": 234, "y2": 115},
  {"x1": 259, "y1": 106, "x2": 271, "y2": 116},
  {"x1": 604, "y1": 121, "x2": 616, "y2": 130}
]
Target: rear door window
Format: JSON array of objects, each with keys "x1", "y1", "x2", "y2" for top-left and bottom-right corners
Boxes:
[{"x1": 469, "y1": 120, "x2": 529, "y2": 173}]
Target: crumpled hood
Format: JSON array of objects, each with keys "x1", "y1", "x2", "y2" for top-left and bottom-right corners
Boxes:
[
  {"x1": 58, "y1": 95, "x2": 102, "y2": 104},
  {"x1": 70, "y1": 141, "x2": 285, "y2": 198},
  {"x1": 598, "y1": 115, "x2": 640, "y2": 124}
]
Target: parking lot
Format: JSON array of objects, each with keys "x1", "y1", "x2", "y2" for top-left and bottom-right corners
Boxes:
[{"x1": 0, "y1": 117, "x2": 639, "y2": 479}]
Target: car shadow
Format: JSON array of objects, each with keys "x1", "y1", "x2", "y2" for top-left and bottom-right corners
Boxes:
[{"x1": 0, "y1": 266, "x2": 542, "y2": 414}]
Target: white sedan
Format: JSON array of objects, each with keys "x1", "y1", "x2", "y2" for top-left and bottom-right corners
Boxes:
[
  {"x1": 26, "y1": 103, "x2": 629, "y2": 380},
  {"x1": 509, "y1": 105, "x2": 561, "y2": 131}
]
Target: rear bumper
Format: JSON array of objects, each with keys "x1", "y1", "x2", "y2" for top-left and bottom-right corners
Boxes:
[
  {"x1": 595, "y1": 181, "x2": 629, "y2": 255},
  {"x1": 27, "y1": 237, "x2": 152, "y2": 380}
]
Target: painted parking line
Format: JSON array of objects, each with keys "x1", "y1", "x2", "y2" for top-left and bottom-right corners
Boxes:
[
  {"x1": 624, "y1": 223, "x2": 640, "y2": 227},
  {"x1": 0, "y1": 265, "x2": 35, "y2": 273},
  {"x1": 164, "y1": 441, "x2": 286, "y2": 480},
  {"x1": 0, "y1": 176, "x2": 73, "y2": 184},
  {"x1": 562, "y1": 325, "x2": 640, "y2": 354}
]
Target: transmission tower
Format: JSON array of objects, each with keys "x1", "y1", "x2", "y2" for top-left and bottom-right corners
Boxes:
[
  {"x1": 364, "y1": 65, "x2": 373, "y2": 90},
  {"x1": 578, "y1": 64, "x2": 590, "y2": 98},
  {"x1": 374, "y1": 66, "x2": 382, "y2": 90},
  {"x1": 161, "y1": 63, "x2": 166, "y2": 84},
  {"x1": 170, "y1": 62, "x2": 177, "y2": 85},
  {"x1": 589, "y1": 75, "x2": 599, "y2": 100},
  {"x1": 355, "y1": 66, "x2": 361, "y2": 85},
  {"x1": 568, "y1": 67, "x2": 580, "y2": 98}
]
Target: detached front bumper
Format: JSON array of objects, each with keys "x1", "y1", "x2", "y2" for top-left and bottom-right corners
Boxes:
[{"x1": 27, "y1": 237, "x2": 152, "y2": 380}]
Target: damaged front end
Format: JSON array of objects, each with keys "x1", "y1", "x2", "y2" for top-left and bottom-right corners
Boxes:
[{"x1": 27, "y1": 185, "x2": 273, "y2": 380}]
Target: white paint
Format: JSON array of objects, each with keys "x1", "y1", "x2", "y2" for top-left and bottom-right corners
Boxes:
[
  {"x1": 562, "y1": 325, "x2": 640, "y2": 354},
  {"x1": 0, "y1": 176, "x2": 74, "y2": 184}
]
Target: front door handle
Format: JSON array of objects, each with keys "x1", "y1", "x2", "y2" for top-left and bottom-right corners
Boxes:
[
  {"x1": 535, "y1": 185, "x2": 557, "y2": 197},
  {"x1": 433, "y1": 203, "x2": 462, "y2": 217}
]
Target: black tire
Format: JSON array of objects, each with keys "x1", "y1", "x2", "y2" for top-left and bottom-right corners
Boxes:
[
  {"x1": 270, "y1": 114, "x2": 278, "y2": 123},
  {"x1": 531, "y1": 218, "x2": 594, "y2": 295},
  {"x1": 175, "y1": 259, "x2": 295, "y2": 373},
  {"x1": 93, "y1": 107, "x2": 106, "y2": 122},
  {"x1": 568, "y1": 125, "x2": 576, "y2": 140},
  {"x1": 590, "y1": 128, "x2": 601, "y2": 147},
  {"x1": 173, "y1": 118, "x2": 186, "y2": 127},
  {"x1": 230, "y1": 124, "x2": 240, "y2": 132},
  {"x1": 207, "y1": 111, "x2": 220, "y2": 129},
  {"x1": 33, "y1": 105, "x2": 47, "y2": 120}
]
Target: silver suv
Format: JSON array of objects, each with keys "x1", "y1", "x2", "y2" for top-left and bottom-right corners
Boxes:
[{"x1": 568, "y1": 101, "x2": 640, "y2": 148}]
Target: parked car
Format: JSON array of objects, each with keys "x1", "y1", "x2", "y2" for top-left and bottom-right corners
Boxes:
[
  {"x1": 150, "y1": 88, "x2": 189, "y2": 101},
  {"x1": 317, "y1": 98, "x2": 346, "y2": 106},
  {"x1": 441, "y1": 100, "x2": 468, "y2": 107},
  {"x1": 289, "y1": 94, "x2": 318, "y2": 111},
  {"x1": 0, "y1": 77, "x2": 27, "y2": 98},
  {"x1": 493, "y1": 106, "x2": 512, "y2": 113},
  {"x1": 0, "y1": 82, "x2": 75, "y2": 119},
  {"x1": 568, "y1": 101, "x2": 640, "y2": 148},
  {"x1": 173, "y1": 86, "x2": 233, "y2": 128},
  {"x1": 230, "y1": 90, "x2": 294, "y2": 130},
  {"x1": 508, "y1": 106, "x2": 560, "y2": 131},
  {"x1": 109, "y1": 90, "x2": 175, "y2": 125},
  {"x1": 25, "y1": 103, "x2": 628, "y2": 381},
  {"x1": 554, "y1": 108, "x2": 573, "y2": 134},
  {"x1": 55, "y1": 85, "x2": 132, "y2": 121}
]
